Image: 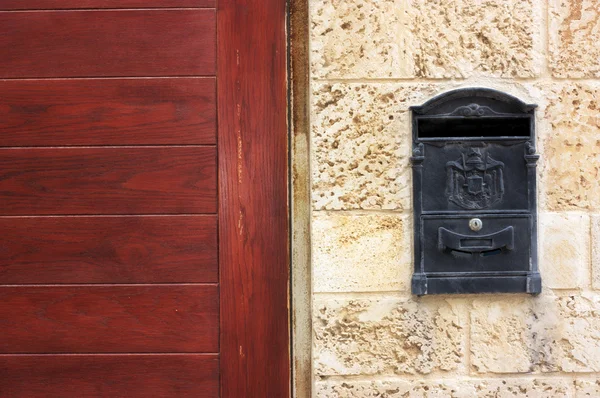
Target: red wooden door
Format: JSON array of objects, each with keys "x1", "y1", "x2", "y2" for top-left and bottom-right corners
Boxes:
[{"x1": 0, "y1": 1, "x2": 289, "y2": 397}]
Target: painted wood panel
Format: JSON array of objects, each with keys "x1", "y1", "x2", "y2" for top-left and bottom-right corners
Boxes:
[
  {"x1": 0, "y1": 78, "x2": 216, "y2": 146},
  {"x1": 0, "y1": 0, "x2": 215, "y2": 9},
  {"x1": 0, "y1": 0, "x2": 291, "y2": 395},
  {"x1": 0, "y1": 286, "x2": 219, "y2": 353},
  {"x1": 218, "y1": 0, "x2": 290, "y2": 396},
  {"x1": 0, "y1": 355, "x2": 218, "y2": 398},
  {"x1": 0, "y1": 147, "x2": 217, "y2": 215},
  {"x1": 0, "y1": 216, "x2": 217, "y2": 284},
  {"x1": 0, "y1": 10, "x2": 216, "y2": 78}
]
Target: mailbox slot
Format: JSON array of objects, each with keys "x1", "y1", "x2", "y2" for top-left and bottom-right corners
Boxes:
[
  {"x1": 418, "y1": 117, "x2": 531, "y2": 139},
  {"x1": 410, "y1": 88, "x2": 541, "y2": 295}
]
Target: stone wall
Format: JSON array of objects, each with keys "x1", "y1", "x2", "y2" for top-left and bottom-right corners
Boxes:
[{"x1": 307, "y1": 0, "x2": 600, "y2": 396}]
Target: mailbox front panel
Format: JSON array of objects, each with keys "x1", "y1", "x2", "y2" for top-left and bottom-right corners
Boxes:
[
  {"x1": 410, "y1": 88, "x2": 541, "y2": 295},
  {"x1": 421, "y1": 214, "x2": 531, "y2": 273},
  {"x1": 419, "y1": 142, "x2": 529, "y2": 212}
]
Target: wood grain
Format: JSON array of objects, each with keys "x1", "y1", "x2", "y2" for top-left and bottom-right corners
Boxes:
[
  {"x1": 0, "y1": 147, "x2": 217, "y2": 215},
  {"x1": 0, "y1": 216, "x2": 217, "y2": 284},
  {"x1": 0, "y1": 354, "x2": 218, "y2": 397},
  {"x1": 0, "y1": 0, "x2": 215, "y2": 9},
  {"x1": 0, "y1": 10, "x2": 215, "y2": 78},
  {"x1": 0, "y1": 78, "x2": 216, "y2": 146},
  {"x1": 218, "y1": 0, "x2": 290, "y2": 396},
  {"x1": 0, "y1": 285, "x2": 218, "y2": 353}
]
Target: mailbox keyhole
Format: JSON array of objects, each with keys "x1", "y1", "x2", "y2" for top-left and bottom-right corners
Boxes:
[{"x1": 469, "y1": 218, "x2": 483, "y2": 231}]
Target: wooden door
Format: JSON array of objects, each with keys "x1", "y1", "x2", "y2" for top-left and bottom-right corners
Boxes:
[{"x1": 0, "y1": 1, "x2": 289, "y2": 397}]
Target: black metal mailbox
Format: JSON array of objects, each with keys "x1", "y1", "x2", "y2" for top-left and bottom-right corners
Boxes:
[{"x1": 410, "y1": 88, "x2": 541, "y2": 295}]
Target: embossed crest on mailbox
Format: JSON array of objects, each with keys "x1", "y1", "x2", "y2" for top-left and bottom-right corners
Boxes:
[{"x1": 410, "y1": 88, "x2": 541, "y2": 295}]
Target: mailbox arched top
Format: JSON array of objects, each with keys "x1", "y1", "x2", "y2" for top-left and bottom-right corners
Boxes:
[{"x1": 411, "y1": 87, "x2": 537, "y2": 116}]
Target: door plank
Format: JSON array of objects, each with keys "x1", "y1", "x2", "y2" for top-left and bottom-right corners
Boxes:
[
  {"x1": 218, "y1": 0, "x2": 290, "y2": 396},
  {"x1": 0, "y1": 0, "x2": 215, "y2": 9},
  {"x1": 0, "y1": 354, "x2": 218, "y2": 398},
  {"x1": 0, "y1": 10, "x2": 216, "y2": 78},
  {"x1": 0, "y1": 78, "x2": 216, "y2": 146},
  {"x1": 0, "y1": 216, "x2": 217, "y2": 284},
  {"x1": 0, "y1": 147, "x2": 217, "y2": 215},
  {"x1": 0, "y1": 286, "x2": 218, "y2": 353}
]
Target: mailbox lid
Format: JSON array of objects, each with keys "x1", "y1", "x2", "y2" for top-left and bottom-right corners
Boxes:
[
  {"x1": 410, "y1": 87, "x2": 536, "y2": 119},
  {"x1": 421, "y1": 214, "x2": 532, "y2": 274}
]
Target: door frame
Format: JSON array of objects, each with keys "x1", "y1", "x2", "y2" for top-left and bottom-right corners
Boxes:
[
  {"x1": 217, "y1": 1, "x2": 291, "y2": 396},
  {"x1": 289, "y1": 0, "x2": 312, "y2": 396}
]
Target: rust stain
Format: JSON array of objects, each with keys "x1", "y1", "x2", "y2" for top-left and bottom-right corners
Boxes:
[
  {"x1": 562, "y1": 0, "x2": 583, "y2": 45},
  {"x1": 561, "y1": 0, "x2": 600, "y2": 50}
]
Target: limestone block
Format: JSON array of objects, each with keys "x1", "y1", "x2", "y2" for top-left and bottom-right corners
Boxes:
[
  {"x1": 310, "y1": 0, "x2": 539, "y2": 79},
  {"x1": 412, "y1": 0, "x2": 540, "y2": 78},
  {"x1": 549, "y1": 0, "x2": 600, "y2": 77},
  {"x1": 315, "y1": 378, "x2": 573, "y2": 398},
  {"x1": 313, "y1": 297, "x2": 465, "y2": 376},
  {"x1": 470, "y1": 297, "x2": 559, "y2": 374},
  {"x1": 575, "y1": 379, "x2": 600, "y2": 397},
  {"x1": 310, "y1": 0, "x2": 414, "y2": 79},
  {"x1": 555, "y1": 295, "x2": 600, "y2": 372},
  {"x1": 540, "y1": 83, "x2": 600, "y2": 211},
  {"x1": 474, "y1": 379, "x2": 573, "y2": 398},
  {"x1": 592, "y1": 216, "x2": 600, "y2": 290},
  {"x1": 471, "y1": 294, "x2": 600, "y2": 373},
  {"x1": 310, "y1": 82, "x2": 541, "y2": 210},
  {"x1": 539, "y1": 213, "x2": 590, "y2": 289},
  {"x1": 315, "y1": 379, "x2": 475, "y2": 398},
  {"x1": 311, "y1": 83, "x2": 443, "y2": 210},
  {"x1": 312, "y1": 212, "x2": 411, "y2": 293}
]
